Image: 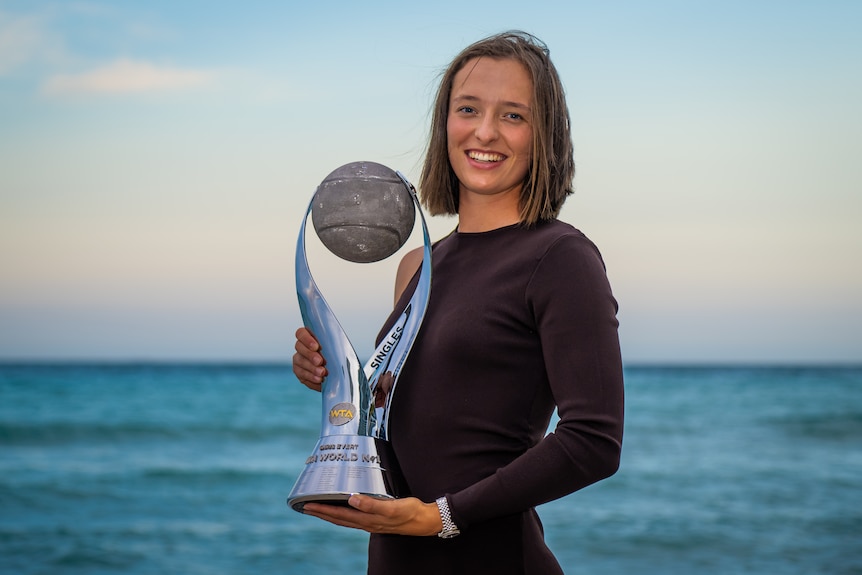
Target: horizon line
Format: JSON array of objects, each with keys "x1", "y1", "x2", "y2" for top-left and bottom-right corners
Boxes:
[{"x1": 1, "y1": 358, "x2": 860, "y2": 370}]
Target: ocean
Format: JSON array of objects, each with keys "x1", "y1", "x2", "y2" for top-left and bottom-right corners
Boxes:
[{"x1": 1, "y1": 364, "x2": 859, "y2": 574}]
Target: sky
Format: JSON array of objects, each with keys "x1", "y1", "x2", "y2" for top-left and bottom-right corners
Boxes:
[{"x1": 1, "y1": 1, "x2": 860, "y2": 364}]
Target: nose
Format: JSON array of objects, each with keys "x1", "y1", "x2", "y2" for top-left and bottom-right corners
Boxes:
[{"x1": 474, "y1": 114, "x2": 499, "y2": 143}]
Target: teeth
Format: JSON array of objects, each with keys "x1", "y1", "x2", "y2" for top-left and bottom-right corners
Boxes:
[{"x1": 469, "y1": 151, "x2": 504, "y2": 162}]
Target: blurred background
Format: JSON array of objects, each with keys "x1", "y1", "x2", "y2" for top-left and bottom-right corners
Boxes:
[
  {"x1": 1, "y1": 0, "x2": 859, "y2": 364},
  {"x1": 1, "y1": 2, "x2": 860, "y2": 575}
]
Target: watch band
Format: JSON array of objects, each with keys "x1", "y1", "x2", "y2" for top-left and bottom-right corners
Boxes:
[{"x1": 435, "y1": 496, "x2": 461, "y2": 539}]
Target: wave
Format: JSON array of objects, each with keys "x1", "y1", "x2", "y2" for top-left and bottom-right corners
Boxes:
[
  {"x1": 768, "y1": 411, "x2": 862, "y2": 442},
  {"x1": 0, "y1": 419, "x2": 318, "y2": 446}
]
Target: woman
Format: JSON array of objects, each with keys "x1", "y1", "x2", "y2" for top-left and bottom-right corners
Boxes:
[{"x1": 293, "y1": 31, "x2": 624, "y2": 574}]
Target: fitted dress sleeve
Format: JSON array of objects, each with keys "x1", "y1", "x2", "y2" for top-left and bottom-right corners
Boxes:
[{"x1": 447, "y1": 233, "x2": 625, "y2": 529}]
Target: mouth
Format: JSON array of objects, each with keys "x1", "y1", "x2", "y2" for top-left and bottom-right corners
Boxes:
[{"x1": 468, "y1": 150, "x2": 505, "y2": 163}]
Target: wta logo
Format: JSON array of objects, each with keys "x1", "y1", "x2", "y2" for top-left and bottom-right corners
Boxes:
[{"x1": 329, "y1": 403, "x2": 356, "y2": 426}]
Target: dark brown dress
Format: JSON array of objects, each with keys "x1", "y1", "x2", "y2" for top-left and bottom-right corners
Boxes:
[{"x1": 369, "y1": 220, "x2": 625, "y2": 574}]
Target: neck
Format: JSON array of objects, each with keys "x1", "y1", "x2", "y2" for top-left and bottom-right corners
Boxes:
[{"x1": 457, "y1": 193, "x2": 521, "y2": 233}]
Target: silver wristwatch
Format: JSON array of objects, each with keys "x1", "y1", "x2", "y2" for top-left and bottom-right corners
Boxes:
[{"x1": 435, "y1": 496, "x2": 461, "y2": 539}]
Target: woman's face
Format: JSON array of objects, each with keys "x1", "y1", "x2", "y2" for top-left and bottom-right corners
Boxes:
[{"x1": 447, "y1": 57, "x2": 533, "y2": 206}]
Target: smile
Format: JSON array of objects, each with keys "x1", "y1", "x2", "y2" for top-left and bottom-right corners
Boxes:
[{"x1": 468, "y1": 151, "x2": 505, "y2": 163}]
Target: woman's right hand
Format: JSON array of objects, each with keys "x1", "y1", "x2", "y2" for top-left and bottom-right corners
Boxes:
[{"x1": 292, "y1": 327, "x2": 328, "y2": 392}]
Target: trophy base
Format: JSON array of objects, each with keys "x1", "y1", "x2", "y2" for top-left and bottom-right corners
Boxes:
[{"x1": 287, "y1": 435, "x2": 408, "y2": 513}]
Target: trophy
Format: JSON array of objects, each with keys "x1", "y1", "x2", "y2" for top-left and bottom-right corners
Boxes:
[{"x1": 287, "y1": 161, "x2": 432, "y2": 512}]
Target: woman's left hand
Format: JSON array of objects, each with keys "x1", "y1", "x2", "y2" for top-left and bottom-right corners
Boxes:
[{"x1": 301, "y1": 495, "x2": 443, "y2": 537}]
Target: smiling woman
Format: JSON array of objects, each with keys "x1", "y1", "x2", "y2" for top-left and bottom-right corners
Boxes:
[
  {"x1": 291, "y1": 31, "x2": 624, "y2": 575},
  {"x1": 420, "y1": 32, "x2": 575, "y2": 229},
  {"x1": 445, "y1": 57, "x2": 533, "y2": 231}
]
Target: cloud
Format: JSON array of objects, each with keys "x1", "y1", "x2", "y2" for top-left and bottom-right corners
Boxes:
[
  {"x1": 41, "y1": 58, "x2": 216, "y2": 96},
  {"x1": 0, "y1": 11, "x2": 45, "y2": 74}
]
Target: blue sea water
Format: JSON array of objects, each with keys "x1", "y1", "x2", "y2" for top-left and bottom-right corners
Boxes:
[{"x1": 1, "y1": 364, "x2": 860, "y2": 574}]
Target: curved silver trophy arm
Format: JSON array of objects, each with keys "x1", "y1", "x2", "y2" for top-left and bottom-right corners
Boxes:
[
  {"x1": 363, "y1": 172, "x2": 432, "y2": 439},
  {"x1": 296, "y1": 199, "x2": 371, "y2": 437},
  {"x1": 288, "y1": 166, "x2": 431, "y2": 511}
]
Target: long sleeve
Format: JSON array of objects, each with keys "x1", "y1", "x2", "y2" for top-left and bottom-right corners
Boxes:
[
  {"x1": 448, "y1": 233, "x2": 624, "y2": 529},
  {"x1": 378, "y1": 220, "x2": 624, "y2": 531}
]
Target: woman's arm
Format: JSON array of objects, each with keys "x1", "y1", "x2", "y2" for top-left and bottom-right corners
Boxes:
[{"x1": 448, "y1": 234, "x2": 624, "y2": 529}]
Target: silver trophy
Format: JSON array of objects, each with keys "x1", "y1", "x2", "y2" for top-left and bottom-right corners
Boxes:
[{"x1": 287, "y1": 161, "x2": 432, "y2": 512}]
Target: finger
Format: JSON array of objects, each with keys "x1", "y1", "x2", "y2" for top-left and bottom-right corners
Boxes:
[
  {"x1": 302, "y1": 503, "x2": 379, "y2": 532},
  {"x1": 348, "y1": 494, "x2": 386, "y2": 515},
  {"x1": 292, "y1": 353, "x2": 324, "y2": 391},
  {"x1": 292, "y1": 349, "x2": 325, "y2": 386},
  {"x1": 292, "y1": 327, "x2": 328, "y2": 389},
  {"x1": 295, "y1": 327, "x2": 325, "y2": 359},
  {"x1": 292, "y1": 346, "x2": 327, "y2": 377},
  {"x1": 294, "y1": 330, "x2": 328, "y2": 377},
  {"x1": 294, "y1": 343, "x2": 327, "y2": 373},
  {"x1": 294, "y1": 335, "x2": 325, "y2": 365}
]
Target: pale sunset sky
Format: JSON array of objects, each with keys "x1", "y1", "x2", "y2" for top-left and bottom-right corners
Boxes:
[{"x1": 1, "y1": 1, "x2": 860, "y2": 363}]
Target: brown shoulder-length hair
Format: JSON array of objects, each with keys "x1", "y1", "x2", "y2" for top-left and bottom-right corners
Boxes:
[{"x1": 419, "y1": 31, "x2": 575, "y2": 225}]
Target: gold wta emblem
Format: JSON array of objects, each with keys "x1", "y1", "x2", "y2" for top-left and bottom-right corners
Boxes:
[{"x1": 328, "y1": 402, "x2": 356, "y2": 426}]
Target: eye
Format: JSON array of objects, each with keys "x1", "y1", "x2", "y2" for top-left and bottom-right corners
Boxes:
[
  {"x1": 504, "y1": 112, "x2": 525, "y2": 121},
  {"x1": 456, "y1": 105, "x2": 476, "y2": 114}
]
